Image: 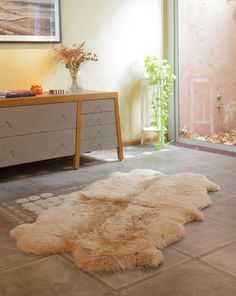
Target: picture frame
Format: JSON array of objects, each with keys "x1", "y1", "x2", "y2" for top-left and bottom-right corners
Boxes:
[{"x1": 0, "y1": 0, "x2": 61, "y2": 43}]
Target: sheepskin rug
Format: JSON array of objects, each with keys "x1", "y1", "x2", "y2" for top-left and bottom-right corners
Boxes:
[{"x1": 10, "y1": 169, "x2": 220, "y2": 273}]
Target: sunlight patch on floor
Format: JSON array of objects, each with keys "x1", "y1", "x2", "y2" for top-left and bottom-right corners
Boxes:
[
  {"x1": 141, "y1": 151, "x2": 154, "y2": 155},
  {"x1": 124, "y1": 155, "x2": 135, "y2": 159},
  {"x1": 104, "y1": 158, "x2": 117, "y2": 162}
]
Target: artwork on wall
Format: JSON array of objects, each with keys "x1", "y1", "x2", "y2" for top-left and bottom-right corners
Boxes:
[{"x1": 0, "y1": 0, "x2": 61, "y2": 42}]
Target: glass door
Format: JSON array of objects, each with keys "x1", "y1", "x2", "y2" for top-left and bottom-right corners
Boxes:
[{"x1": 176, "y1": 0, "x2": 236, "y2": 151}]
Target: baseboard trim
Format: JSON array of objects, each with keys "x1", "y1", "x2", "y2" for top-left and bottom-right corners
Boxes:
[{"x1": 122, "y1": 137, "x2": 157, "y2": 146}]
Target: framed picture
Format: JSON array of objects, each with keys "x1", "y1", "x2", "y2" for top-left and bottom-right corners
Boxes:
[{"x1": 0, "y1": 0, "x2": 61, "y2": 43}]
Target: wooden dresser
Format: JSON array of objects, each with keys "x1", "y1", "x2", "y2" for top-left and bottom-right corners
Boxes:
[{"x1": 0, "y1": 91, "x2": 123, "y2": 169}]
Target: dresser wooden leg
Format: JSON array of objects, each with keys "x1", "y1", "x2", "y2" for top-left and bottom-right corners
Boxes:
[
  {"x1": 117, "y1": 147, "x2": 124, "y2": 161},
  {"x1": 73, "y1": 155, "x2": 80, "y2": 169}
]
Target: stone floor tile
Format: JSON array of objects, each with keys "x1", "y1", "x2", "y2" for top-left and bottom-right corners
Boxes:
[
  {"x1": 229, "y1": 167, "x2": 236, "y2": 174},
  {"x1": 204, "y1": 157, "x2": 236, "y2": 171},
  {"x1": 0, "y1": 256, "x2": 110, "y2": 296},
  {"x1": 201, "y1": 280, "x2": 236, "y2": 296},
  {"x1": 208, "y1": 190, "x2": 236, "y2": 204},
  {"x1": 0, "y1": 158, "x2": 72, "y2": 182},
  {"x1": 204, "y1": 198, "x2": 236, "y2": 228},
  {"x1": 206, "y1": 171, "x2": 236, "y2": 194},
  {"x1": 0, "y1": 222, "x2": 41, "y2": 272},
  {"x1": 172, "y1": 218, "x2": 236, "y2": 256},
  {"x1": 27, "y1": 170, "x2": 97, "y2": 190},
  {"x1": 94, "y1": 248, "x2": 190, "y2": 289},
  {"x1": 161, "y1": 163, "x2": 220, "y2": 176},
  {"x1": 201, "y1": 242, "x2": 236, "y2": 276},
  {"x1": 120, "y1": 261, "x2": 236, "y2": 296},
  {"x1": 0, "y1": 144, "x2": 236, "y2": 295},
  {"x1": 103, "y1": 292, "x2": 121, "y2": 296},
  {"x1": 0, "y1": 179, "x2": 40, "y2": 201}
]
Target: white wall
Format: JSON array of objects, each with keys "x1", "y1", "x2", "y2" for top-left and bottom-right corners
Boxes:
[
  {"x1": 60, "y1": 0, "x2": 164, "y2": 141},
  {"x1": 0, "y1": 0, "x2": 164, "y2": 141}
]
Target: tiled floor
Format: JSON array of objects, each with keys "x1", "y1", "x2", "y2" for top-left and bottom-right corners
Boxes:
[{"x1": 0, "y1": 144, "x2": 236, "y2": 296}]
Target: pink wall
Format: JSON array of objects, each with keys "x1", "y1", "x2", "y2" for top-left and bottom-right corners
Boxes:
[{"x1": 179, "y1": 0, "x2": 236, "y2": 135}]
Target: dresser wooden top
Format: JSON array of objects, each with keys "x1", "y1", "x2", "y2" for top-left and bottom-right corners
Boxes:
[{"x1": 0, "y1": 90, "x2": 118, "y2": 108}]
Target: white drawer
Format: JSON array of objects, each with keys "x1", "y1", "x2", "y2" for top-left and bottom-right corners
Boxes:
[
  {"x1": 82, "y1": 99, "x2": 114, "y2": 114},
  {"x1": 0, "y1": 129, "x2": 75, "y2": 168},
  {"x1": 80, "y1": 124, "x2": 117, "y2": 140},
  {"x1": 0, "y1": 102, "x2": 76, "y2": 138},
  {"x1": 81, "y1": 112, "x2": 116, "y2": 127},
  {"x1": 80, "y1": 136, "x2": 118, "y2": 153}
]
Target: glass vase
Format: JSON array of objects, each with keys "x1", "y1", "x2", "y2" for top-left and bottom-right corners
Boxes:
[{"x1": 68, "y1": 67, "x2": 81, "y2": 92}]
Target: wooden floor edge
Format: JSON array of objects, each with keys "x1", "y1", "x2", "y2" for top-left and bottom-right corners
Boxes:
[{"x1": 122, "y1": 137, "x2": 157, "y2": 146}]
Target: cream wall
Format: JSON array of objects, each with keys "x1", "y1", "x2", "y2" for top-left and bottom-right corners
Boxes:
[{"x1": 0, "y1": 0, "x2": 164, "y2": 141}]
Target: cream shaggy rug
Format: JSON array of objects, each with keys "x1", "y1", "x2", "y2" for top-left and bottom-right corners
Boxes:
[{"x1": 10, "y1": 169, "x2": 220, "y2": 273}]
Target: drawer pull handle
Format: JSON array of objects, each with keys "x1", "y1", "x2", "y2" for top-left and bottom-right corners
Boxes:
[
  {"x1": 96, "y1": 143, "x2": 103, "y2": 150},
  {"x1": 95, "y1": 106, "x2": 102, "y2": 112},
  {"x1": 55, "y1": 142, "x2": 66, "y2": 154},
  {"x1": 96, "y1": 131, "x2": 102, "y2": 138},
  {"x1": 9, "y1": 150, "x2": 15, "y2": 158},
  {"x1": 61, "y1": 115, "x2": 68, "y2": 122},
  {"x1": 6, "y1": 121, "x2": 12, "y2": 128},
  {"x1": 95, "y1": 118, "x2": 102, "y2": 125},
  {"x1": 60, "y1": 142, "x2": 66, "y2": 149}
]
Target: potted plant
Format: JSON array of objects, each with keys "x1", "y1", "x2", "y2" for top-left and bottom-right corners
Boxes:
[{"x1": 144, "y1": 56, "x2": 176, "y2": 148}]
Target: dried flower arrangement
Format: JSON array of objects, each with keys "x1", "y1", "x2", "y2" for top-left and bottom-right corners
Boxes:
[
  {"x1": 52, "y1": 42, "x2": 98, "y2": 70},
  {"x1": 52, "y1": 42, "x2": 98, "y2": 90}
]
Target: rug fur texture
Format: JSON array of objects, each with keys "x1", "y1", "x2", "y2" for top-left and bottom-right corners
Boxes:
[{"x1": 10, "y1": 169, "x2": 220, "y2": 273}]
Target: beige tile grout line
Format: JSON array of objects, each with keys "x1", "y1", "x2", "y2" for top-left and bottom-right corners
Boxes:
[
  {"x1": 198, "y1": 259, "x2": 236, "y2": 281},
  {"x1": 0, "y1": 254, "x2": 52, "y2": 274},
  {"x1": 60, "y1": 251, "x2": 194, "y2": 292},
  {"x1": 197, "y1": 238, "x2": 236, "y2": 258},
  {"x1": 55, "y1": 239, "x2": 236, "y2": 292},
  {"x1": 117, "y1": 260, "x2": 194, "y2": 293},
  {"x1": 1, "y1": 222, "x2": 235, "y2": 291},
  {"x1": 58, "y1": 255, "x2": 114, "y2": 292},
  {"x1": 205, "y1": 211, "x2": 236, "y2": 230},
  {"x1": 117, "y1": 257, "x2": 236, "y2": 294},
  {"x1": 0, "y1": 241, "x2": 235, "y2": 292},
  {"x1": 171, "y1": 240, "x2": 236, "y2": 280},
  {"x1": 172, "y1": 237, "x2": 236, "y2": 260}
]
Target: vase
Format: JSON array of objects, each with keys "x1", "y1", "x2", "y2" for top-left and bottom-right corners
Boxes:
[{"x1": 68, "y1": 67, "x2": 81, "y2": 92}]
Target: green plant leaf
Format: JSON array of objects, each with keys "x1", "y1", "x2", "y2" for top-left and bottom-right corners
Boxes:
[{"x1": 144, "y1": 56, "x2": 176, "y2": 148}]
